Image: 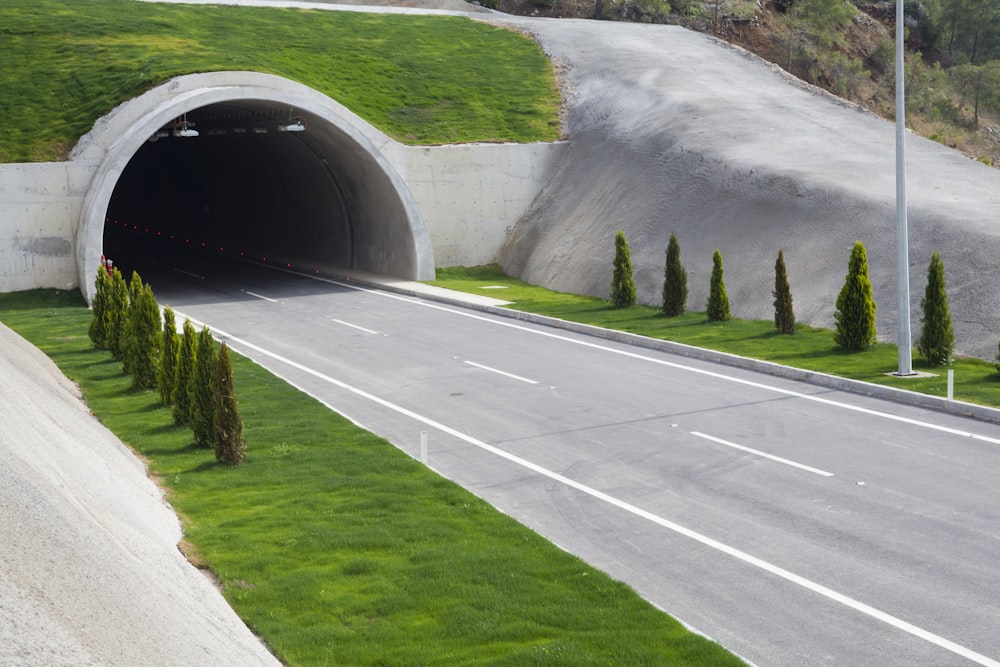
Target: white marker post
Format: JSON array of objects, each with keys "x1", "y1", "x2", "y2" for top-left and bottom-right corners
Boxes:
[
  {"x1": 420, "y1": 430, "x2": 428, "y2": 465},
  {"x1": 948, "y1": 369, "x2": 954, "y2": 401}
]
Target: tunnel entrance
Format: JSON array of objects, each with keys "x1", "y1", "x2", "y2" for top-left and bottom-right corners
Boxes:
[{"x1": 77, "y1": 72, "x2": 434, "y2": 302}]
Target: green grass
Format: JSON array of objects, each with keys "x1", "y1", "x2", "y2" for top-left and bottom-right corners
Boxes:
[
  {"x1": 0, "y1": 289, "x2": 746, "y2": 667},
  {"x1": 0, "y1": 0, "x2": 561, "y2": 162},
  {"x1": 431, "y1": 265, "x2": 1000, "y2": 409}
]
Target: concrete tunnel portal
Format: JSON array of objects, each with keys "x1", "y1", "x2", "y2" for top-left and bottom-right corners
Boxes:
[{"x1": 79, "y1": 73, "x2": 434, "y2": 301}]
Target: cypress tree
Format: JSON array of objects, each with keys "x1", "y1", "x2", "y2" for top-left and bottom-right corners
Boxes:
[
  {"x1": 107, "y1": 268, "x2": 129, "y2": 360},
  {"x1": 158, "y1": 307, "x2": 180, "y2": 406},
  {"x1": 124, "y1": 283, "x2": 161, "y2": 389},
  {"x1": 172, "y1": 319, "x2": 197, "y2": 425},
  {"x1": 917, "y1": 251, "x2": 955, "y2": 366},
  {"x1": 706, "y1": 249, "x2": 731, "y2": 322},
  {"x1": 213, "y1": 342, "x2": 246, "y2": 465},
  {"x1": 834, "y1": 240, "x2": 877, "y2": 351},
  {"x1": 121, "y1": 271, "x2": 145, "y2": 376},
  {"x1": 773, "y1": 249, "x2": 796, "y2": 334},
  {"x1": 662, "y1": 231, "x2": 687, "y2": 317},
  {"x1": 190, "y1": 326, "x2": 216, "y2": 448},
  {"x1": 611, "y1": 230, "x2": 637, "y2": 308},
  {"x1": 88, "y1": 266, "x2": 113, "y2": 350}
]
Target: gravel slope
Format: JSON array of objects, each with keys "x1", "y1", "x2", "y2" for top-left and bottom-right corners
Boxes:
[
  {"x1": 497, "y1": 18, "x2": 1000, "y2": 359},
  {"x1": 0, "y1": 322, "x2": 280, "y2": 667}
]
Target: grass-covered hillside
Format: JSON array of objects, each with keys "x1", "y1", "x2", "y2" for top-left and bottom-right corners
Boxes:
[{"x1": 0, "y1": 0, "x2": 562, "y2": 162}]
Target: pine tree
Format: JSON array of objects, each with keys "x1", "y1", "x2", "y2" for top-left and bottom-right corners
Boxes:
[
  {"x1": 834, "y1": 240, "x2": 877, "y2": 351},
  {"x1": 172, "y1": 319, "x2": 197, "y2": 425},
  {"x1": 158, "y1": 307, "x2": 180, "y2": 406},
  {"x1": 190, "y1": 326, "x2": 216, "y2": 448},
  {"x1": 88, "y1": 266, "x2": 113, "y2": 350},
  {"x1": 123, "y1": 283, "x2": 161, "y2": 389},
  {"x1": 706, "y1": 249, "x2": 731, "y2": 322},
  {"x1": 662, "y1": 231, "x2": 687, "y2": 316},
  {"x1": 213, "y1": 342, "x2": 246, "y2": 464},
  {"x1": 107, "y1": 268, "x2": 129, "y2": 360},
  {"x1": 917, "y1": 251, "x2": 955, "y2": 366},
  {"x1": 773, "y1": 249, "x2": 796, "y2": 334},
  {"x1": 611, "y1": 230, "x2": 637, "y2": 308}
]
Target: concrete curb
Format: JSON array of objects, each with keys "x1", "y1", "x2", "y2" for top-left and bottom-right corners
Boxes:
[{"x1": 344, "y1": 274, "x2": 1000, "y2": 426}]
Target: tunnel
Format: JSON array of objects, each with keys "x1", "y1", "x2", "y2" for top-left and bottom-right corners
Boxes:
[{"x1": 77, "y1": 73, "x2": 434, "y2": 302}]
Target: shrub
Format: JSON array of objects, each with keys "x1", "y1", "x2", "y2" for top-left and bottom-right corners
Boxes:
[
  {"x1": 834, "y1": 240, "x2": 877, "y2": 351},
  {"x1": 213, "y1": 342, "x2": 246, "y2": 465},
  {"x1": 121, "y1": 271, "x2": 145, "y2": 376},
  {"x1": 917, "y1": 251, "x2": 955, "y2": 366},
  {"x1": 773, "y1": 249, "x2": 796, "y2": 334},
  {"x1": 88, "y1": 266, "x2": 113, "y2": 350},
  {"x1": 172, "y1": 319, "x2": 197, "y2": 425},
  {"x1": 706, "y1": 249, "x2": 731, "y2": 322},
  {"x1": 662, "y1": 231, "x2": 687, "y2": 317},
  {"x1": 190, "y1": 326, "x2": 216, "y2": 448},
  {"x1": 611, "y1": 230, "x2": 637, "y2": 308},
  {"x1": 158, "y1": 306, "x2": 180, "y2": 405}
]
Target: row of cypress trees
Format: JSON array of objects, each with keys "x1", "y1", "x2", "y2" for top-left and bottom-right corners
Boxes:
[
  {"x1": 611, "y1": 232, "x2": 957, "y2": 366},
  {"x1": 88, "y1": 265, "x2": 246, "y2": 463}
]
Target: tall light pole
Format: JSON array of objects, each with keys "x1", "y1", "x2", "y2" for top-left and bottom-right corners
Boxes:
[{"x1": 895, "y1": 0, "x2": 914, "y2": 376}]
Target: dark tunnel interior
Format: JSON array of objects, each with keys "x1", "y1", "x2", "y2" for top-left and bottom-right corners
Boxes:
[
  {"x1": 99, "y1": 97, "x2": 428, "y2": 292},
  {"x1": 104, "y1": 101, "x2": 354, "y2": 280}
]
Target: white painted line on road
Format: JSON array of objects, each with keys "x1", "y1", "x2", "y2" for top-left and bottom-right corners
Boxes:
[
  {"x1": 303, "y1": 274, "x2": 1000, "y2": 448},
  {"x1": 242, "y1": 289, "x2": 278, "y2": 303},
  {"x1": 464, "y1": 360, "x2": 538, "y2": 385},
  {"x1": 171, "y1": 310, "x2": 1000, "y2": 667},
  {"x1": 332, "y1": 318, "x2": 379, "y2": 335},
  {"x1": 691, "y1": 431, "x2": 834, "y2": 477},
  {"x1": 173, "y1": 268, "x2": 205, "y2": 280}
]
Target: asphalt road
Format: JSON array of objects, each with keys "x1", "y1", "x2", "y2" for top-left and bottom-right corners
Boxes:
[{"x1": 125, "y1": 249, "x2": 1000, "y2": 667}]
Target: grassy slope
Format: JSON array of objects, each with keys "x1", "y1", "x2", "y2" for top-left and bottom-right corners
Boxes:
[
  {"x1": 0, "y1": 0, "x2": 561, "y2": 162},
  {"x1": 0, "y1": 290, "x2": 746, "y2": 667},
  {"x1": 431, "y1": 265, "x2": 1000, "y2": 409}
]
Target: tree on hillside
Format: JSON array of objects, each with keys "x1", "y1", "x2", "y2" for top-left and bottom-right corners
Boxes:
[
  {"x1": 706, "y1": 249, "x2": 731, "y2": 322},
  {"x1": 88, "y1": 266, "x2": 113, "y2": 350},
  {"x1": 173, "y1": 319, "x2": 197, "y2": 425},
  {"x1": 213, "y1": 342, "x2": 246, "y2": 465},
  {"x1": 158, "y1": 306, "x2": 180, "y2": 405},
  {"x1": 662, "y1": 231, "x2": 688, "y2": 317},
  {"x1": 190, "y1": 326, "x2": 216, "y2": 448},
  {"x1": 123, "y1": 282, "x2": 161, "y2": 389},
  {"x1": 834, "y1": 241, "x2": 877, "y2": 351},
  {"x1": 108, "y1": 268, "x2": 129, "y2": 360},
  {"x1": 917, "y1": 251, "x2": 955, "y2": 366},
  {"x1": 773, "y1": 249, "x2": 796, "y2": 334},
  {"x1": 611, "y1": 230, "x2": 637, "y2": 308}
]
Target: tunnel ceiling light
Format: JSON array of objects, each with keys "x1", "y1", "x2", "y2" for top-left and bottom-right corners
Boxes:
[
  {"x1": 278, "y1": 118, "x2": 306, "y2": 132},
  {"x1": 173, "y1": 113, "x2": 199, "y2": 138}
]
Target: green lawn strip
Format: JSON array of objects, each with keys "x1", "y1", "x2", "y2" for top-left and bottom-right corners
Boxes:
[
  {"x1": 430, "y1": 265, "x2": 1000, "y2": 409},
  {"x1": 0, "y1": 289, "x2": 746, "y2": 667},
  {"x1": 0, "y1": 0, "x2": 560, "y2": 162}
]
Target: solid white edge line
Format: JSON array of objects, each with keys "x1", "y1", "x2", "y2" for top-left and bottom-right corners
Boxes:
[
  {"x1": 691, "y1": 431, "x2": 834, "y2": 477},
  {"x1": 332, "y1": 318, "x2": 379, "y2": 335},
  {"x1": 173, "y1": 309, "x2": 1000, "y2": 667},
  {"x1": 464, "y1": 360, "x2": 538, "y2": 384}
]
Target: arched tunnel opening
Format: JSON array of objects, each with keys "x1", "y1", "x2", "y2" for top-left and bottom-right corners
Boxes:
[{"x1": 94, "y1": 96, "x2": 431, "y2": 299}]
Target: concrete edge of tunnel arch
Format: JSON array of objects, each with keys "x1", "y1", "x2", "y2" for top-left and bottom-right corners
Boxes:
[{"x1": 73, "y1": 71, "x2": 435, "y2": 302}]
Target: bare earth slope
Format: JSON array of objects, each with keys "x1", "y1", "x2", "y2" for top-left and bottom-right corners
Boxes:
[
  {"x1": 497, "y1": 18, "x2": 1000, "y2": 359},
  {"x1": 0, "y1": 322, "x2": 280, "y2": 667}
]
